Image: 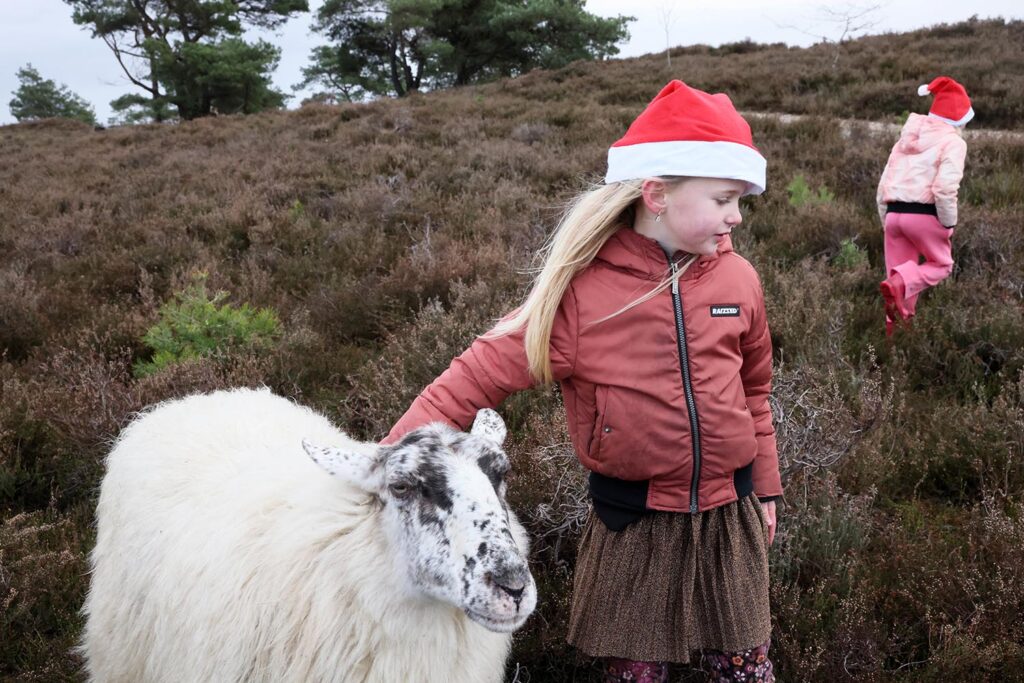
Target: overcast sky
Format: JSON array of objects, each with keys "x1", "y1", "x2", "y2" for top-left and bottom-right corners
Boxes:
[{"x1": 2, "y1": 1, "x2": 1021, "y2": 125}]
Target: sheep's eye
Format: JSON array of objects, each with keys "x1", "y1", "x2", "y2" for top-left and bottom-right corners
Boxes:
[{"x1": 389, "y1": 482, "x2": 413, "y2": 497}]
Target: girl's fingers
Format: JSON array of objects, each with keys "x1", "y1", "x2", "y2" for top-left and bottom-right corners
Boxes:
[{"x1": 761, "y1": 500, "x2": 777, "y2": 545}]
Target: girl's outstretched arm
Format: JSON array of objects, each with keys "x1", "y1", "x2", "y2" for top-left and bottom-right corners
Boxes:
[{"x1": 383, "y1": 289, "x2": 579, "y2": 443}]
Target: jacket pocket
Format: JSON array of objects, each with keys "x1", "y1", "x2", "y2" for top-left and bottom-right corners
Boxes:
[{"x1": 588, "y1": 384, "x2": 611, "y2": 462}]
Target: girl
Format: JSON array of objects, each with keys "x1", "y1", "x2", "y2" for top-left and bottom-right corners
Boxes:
[
  {"x1": 877, "y1": 76, "x2": 972, "y2": 336},
  {"x1": 384, "y1": 80, "x2": 782, "y2": 682}
]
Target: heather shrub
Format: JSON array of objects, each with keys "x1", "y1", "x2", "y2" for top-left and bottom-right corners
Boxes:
[
  {"x1": 771, "y1": 351, "x2": 889, "y2": 483},
  {"x1": 770, "y1": 474, "x2": 877, "y2": 646},
  {"x1": 889, "y1": 282, "x2": 1024, "y2": 402},
  {"x1": 343, "y1": 280, "x2": 519, "y2": 439},
  {"x1": 0, "y1": 389, "x2": 67, "y2": 512},
  {"x1": 0, "y1": 265, "x2": 45, "y2": 360},
  {"x1": 0, "y1": 510, "x2": 88, "y2": 681},
  {"x1": 875, "y1": 368, "x2": 1024, "y2": 504},
  {"x1": 760, "y1": 256, "x2": 871, "y2": 365},
  {"x1": 2, "y1": 18, "x2": 1024, "y2": 681},
  {"x1": 756, "y1": 201, "x2": 869, "y2": 264},
  {"x1": 963, "y1": 165, "x2": 1024, "y2": 210}
]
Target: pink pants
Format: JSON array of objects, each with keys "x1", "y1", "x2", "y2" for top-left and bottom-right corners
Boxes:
[{"x1": 884, "y1": 212, "x2": 954, "y2": 319}]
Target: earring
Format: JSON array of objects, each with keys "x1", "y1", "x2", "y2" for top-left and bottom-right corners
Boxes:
[{"x1": 655, "y1": 210, "x2": 663, "y2": 223}]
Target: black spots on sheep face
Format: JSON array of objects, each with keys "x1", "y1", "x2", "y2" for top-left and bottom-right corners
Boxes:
[
  {"x1": 385, "y1": 433, "x2": 453, "y2": 509},
  {"x1": 475, "y1": 449, "x2": 511, "y2": 497},
  {"x1": 394, "y1": 430, "x2": 429, "y2": 450},
  {"x1": 391, "y1": 446, "x2": 456, "y2": 532},
  {"x1": 417, "y1": 503, "x2": 444, "y2": 530},
  {"x1": 415, "y1": 550, "x2": 454, "y2": 592},
  {"x1": 414, "y1": 453, "x2": 454, "y2": 513}
]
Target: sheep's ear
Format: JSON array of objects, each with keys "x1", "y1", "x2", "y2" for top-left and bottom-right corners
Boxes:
[
  {"x1": 470, "y1": 409, "x2": 506, "y2": 446},
  {"x1": 302, "y1": 439, "x2": 385, "y2": 492}
]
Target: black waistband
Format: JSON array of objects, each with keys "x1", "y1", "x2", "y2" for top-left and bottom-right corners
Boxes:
[
  {"x1": 589, "y1": 463, "x2": 756, "y2": 531},
  {"x1": 887, "y1": 202, "x2": 937, "y2": 216}
]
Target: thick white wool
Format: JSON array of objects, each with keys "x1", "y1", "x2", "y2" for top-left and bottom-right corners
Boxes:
[{"x1": 81, "y1": 388, "x2": 515, "y2": 683}]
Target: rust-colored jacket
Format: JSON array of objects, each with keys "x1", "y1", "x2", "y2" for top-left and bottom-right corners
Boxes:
[{"x1": 385, "y1": 227, "x2": 783, "y2": 513}]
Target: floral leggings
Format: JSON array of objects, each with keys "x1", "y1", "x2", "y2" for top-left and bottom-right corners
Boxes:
[{"x1": 603, "y1": 639, "x2": 774, "y2": 682}]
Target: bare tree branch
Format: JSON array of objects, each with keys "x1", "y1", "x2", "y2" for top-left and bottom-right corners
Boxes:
[
  {"x1": 770, "y1": 2, "x2": 883, "y2": 45},
  {"x1": 658, "y1": 2, "x2": 676, "y2": 69},
  {"x1": 102, "y1": 34, "x2": 159, "y2": 95}
]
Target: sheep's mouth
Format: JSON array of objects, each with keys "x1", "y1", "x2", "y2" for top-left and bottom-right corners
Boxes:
[{"x1": 464, "y1": 607, "x2": 531, "y2": 633}]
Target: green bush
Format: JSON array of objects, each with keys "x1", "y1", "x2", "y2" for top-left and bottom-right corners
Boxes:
[
  {"x1": 832, "y1": 237, "x2": 868, "y2": 270},
  {"x1": 787, "y1": 173, "x2": 835, "y2": 208},
  {"x1": 134, "y1": 274, "x2": 281, "y2": 377}
]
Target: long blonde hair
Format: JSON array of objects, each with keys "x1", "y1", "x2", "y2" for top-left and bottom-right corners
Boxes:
[{"x1": 491, "y1": 178, "x2": 696, "y2": 384}]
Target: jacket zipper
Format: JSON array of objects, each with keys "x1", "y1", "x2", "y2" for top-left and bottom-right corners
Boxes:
[{"x1": 669, "y1": 257, "x2": 702, "y2": 514}]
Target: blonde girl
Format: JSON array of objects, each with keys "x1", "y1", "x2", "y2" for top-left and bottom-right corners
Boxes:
[{"x1": 385, "y1": 80, "x2": 782, "y2": 682}]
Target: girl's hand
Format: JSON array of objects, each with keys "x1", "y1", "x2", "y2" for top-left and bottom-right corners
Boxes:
[{"x1": 761, "y1": 500, "x2": 777, "y2": 546}]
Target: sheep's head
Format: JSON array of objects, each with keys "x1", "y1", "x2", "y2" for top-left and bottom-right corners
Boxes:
[{"x1": 302, "y1": 409, "x2": 536, "y2": 633}]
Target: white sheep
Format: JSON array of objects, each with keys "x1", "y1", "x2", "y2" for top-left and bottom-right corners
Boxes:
[{"x1": 81, "y1": 387, "x2": 536, "y2": 682}]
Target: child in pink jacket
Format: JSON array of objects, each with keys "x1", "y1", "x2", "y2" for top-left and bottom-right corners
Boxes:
[{"x1": 877, "y1": 76, "x2": 972, "y2": 335}]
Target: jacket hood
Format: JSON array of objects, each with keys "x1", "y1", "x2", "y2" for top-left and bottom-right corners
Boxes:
[
  {"x1": 594, "y1": 227, "x2": 733, "y2": 281},
  {"x1": 896, "y1": 113, "x2": 962, "y2": 154}
]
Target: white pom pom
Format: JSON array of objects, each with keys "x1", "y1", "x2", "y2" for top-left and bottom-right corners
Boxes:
[{"x1": 918, "y1": 84, "x2": 930, "y2": 96}]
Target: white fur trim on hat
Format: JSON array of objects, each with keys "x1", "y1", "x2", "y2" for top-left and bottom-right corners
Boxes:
[
  {"x1": 918, "y1": 84, "x2": 931, "y2": 96},
  {"x1": 605, "y1": 140, "x2": 767, "y2": 195},
  {"x1": 928, "y1": 107, "x2": 975, "y2": 127}
]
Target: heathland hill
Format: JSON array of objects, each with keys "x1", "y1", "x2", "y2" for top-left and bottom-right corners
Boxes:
[{"x1": 2, "y1": 17, "x2": 1023, "y2": 681}]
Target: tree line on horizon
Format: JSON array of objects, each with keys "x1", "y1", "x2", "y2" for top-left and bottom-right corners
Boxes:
[{"x1": 6, "y1": 0, "x2": 632, "y2": 126}]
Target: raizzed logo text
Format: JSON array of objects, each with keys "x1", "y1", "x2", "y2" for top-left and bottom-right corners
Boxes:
[{"x1": 710, "y1": 305, "x2": 740, "y2": 317}]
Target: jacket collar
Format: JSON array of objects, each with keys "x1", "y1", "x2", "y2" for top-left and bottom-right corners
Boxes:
[{"x1": 594, "y1": 226, "x2": 730, "y2": 281}]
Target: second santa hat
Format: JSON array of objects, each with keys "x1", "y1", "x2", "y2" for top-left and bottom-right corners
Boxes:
[
  {"x1": 605, "y1": 80, "x2": 767, "y2": 195},
  {"x1": 918, "y1": 76, "x2": 974, "y2": 126}
]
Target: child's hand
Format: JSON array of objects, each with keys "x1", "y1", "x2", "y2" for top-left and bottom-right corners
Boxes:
[{"x1": 761, "y1": 500, "x2": 777, "y2": 545}]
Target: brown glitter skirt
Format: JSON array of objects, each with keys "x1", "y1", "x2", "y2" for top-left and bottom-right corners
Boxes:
[{"x1": 567, "y1": 494, "x2": 771, "y2": 663}]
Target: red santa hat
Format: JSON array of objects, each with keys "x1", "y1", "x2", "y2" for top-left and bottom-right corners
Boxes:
[
  {"x1": 605, "y1": 80, "x2": 766, "y2": 195},
  {"x1": 918, "y1": 76, "x2": 974, "y2": 127}
]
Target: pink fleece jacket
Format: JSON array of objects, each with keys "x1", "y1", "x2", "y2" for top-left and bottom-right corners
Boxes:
[{"x1": 876, "y1": 113, "x2": 967, "y2": 228}]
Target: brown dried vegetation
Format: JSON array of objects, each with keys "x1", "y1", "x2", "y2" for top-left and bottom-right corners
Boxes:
[{"x1": 2, "y1": 18, "x2": 1024, "y2": 682}]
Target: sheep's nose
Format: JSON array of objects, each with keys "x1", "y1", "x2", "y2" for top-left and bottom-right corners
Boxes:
[
  {"x1": 487, "y1": 565, "x2": 529, "y2": 599},
  {"x1": 496, "y1": 582, "x2": 525, "y2": 600}
]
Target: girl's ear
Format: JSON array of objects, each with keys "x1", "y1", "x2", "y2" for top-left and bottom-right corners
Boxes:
[{"x1": 640, "y1": 178, "x2": 668, "y2": 215}]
